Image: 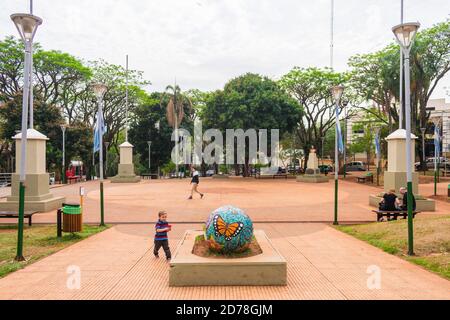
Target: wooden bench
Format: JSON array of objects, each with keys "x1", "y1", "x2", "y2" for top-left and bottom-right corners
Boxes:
[
  {"x1": 141, "y1": 173, "x2": 158, "y2": 180},
  {"x1": 0, "y1": 211, "x2": 38, "y2": 226},
  {"x1": 357, "y1": 175, "x2": 373, "y2": 183},
  {"x1": 372, "y1": 210, "x2": 420, "y2": 222},
  {"x1": 255, "y1": 173, "x2": 288, "y2": 179}
]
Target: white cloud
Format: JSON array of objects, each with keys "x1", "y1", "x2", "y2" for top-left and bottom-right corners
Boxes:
[{"x1": 0, "y1": 0, "x2": 448, "y2": 98}]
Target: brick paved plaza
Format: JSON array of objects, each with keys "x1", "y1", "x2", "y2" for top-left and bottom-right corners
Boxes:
[
  {"x1": 2, "y1": 177, "x2": 448, "y2": 224},
  {"x1": 0, "y1": 178, "x2": 449, "y2": 300}
]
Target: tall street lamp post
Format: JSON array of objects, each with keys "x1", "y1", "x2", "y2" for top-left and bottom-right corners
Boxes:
[
  {"x1": 420, "y1": 127, "x2": 426, "y2": 176},
  {"x1": 321, "y1": 136, "x2": 325, "y2": 167},
  {"x1": 92, "y1": 83, "x2": 107, "y2": 227},
  {"x1": 331, "y1": 84, "x2": 344, "y2": 226},
  {"x1": 342, "y1": 98, "x2": 349, "y2": 179},
  {"x1": 392, "y1": 21, "x2": 420, "y2": 256},
  {"x1": 147, "y1": 141, "x2": 152, "y2": 171},
  {"x1": 104, "y1": 141, "x2": 110, "y2": 179},
  {"x1": 11, "y1": 12, "x2": 42, "y2": 261},
  {"x1": 60, "y1": 124, "x2": 67, "y2": 184}
]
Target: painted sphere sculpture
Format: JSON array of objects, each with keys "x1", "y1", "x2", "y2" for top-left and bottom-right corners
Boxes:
[{"x1": 205, "y1": 205, "x2": 253, "y2": 253}]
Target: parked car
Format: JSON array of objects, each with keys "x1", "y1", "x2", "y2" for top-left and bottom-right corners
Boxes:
[
  {"x1": 345, "y1": 161, "x2": 367, "y2": 171},
  {"x1": 415, "y1": 157, "x2": 450, "y2": 170},
  {"x1": 205, "y1": 169, "x2": 215, "y2": 177}
]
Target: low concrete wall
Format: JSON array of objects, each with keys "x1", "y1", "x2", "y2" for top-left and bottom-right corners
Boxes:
[{"x1": 169, "y1": 230, "x2": 287, "y2": 286}]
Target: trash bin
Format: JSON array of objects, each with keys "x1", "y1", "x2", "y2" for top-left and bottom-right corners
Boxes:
[
  {"x1": 62, "y1": 203, "x2": 82, "y2": 233},
  {"x1": 448, "y1": 184, "x2": 450, "y2": 198}
]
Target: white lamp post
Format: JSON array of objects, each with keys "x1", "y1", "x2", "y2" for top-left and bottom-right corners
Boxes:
[
  {"x1": 331, "y1": 84, "x2": 344, "y2": 225},
  {"x1": 60, "y1": 124, "x2": 67, "y2": 184},
  {"x1": 91, "y1": 83, "x2": 107, "y2": 226},
  {"x1": 147, "y1": 141, "x2": 152, "y2": 171},
  {"x1": 11, "y1": 12, "x2": 42, "y2": 262},
  {"x1": 392, "y1": 21, "x2": 420, "y2": 256}
]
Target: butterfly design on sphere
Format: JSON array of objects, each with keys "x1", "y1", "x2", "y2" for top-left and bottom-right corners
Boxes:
[{"x1": 213, "y1": 214, "x2": 244, "y2": 241}]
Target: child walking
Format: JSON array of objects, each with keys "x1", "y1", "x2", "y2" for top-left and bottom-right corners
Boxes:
[{"x1": 154, "y1": 211, "x2": 172, "y2": 260}]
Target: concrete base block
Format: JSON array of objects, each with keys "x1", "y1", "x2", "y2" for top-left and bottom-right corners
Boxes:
[
  {"x1": 169, "y1": 230, "x2": 287, "y2": 286},
  {"x1": 110, "y1": 175, "x2": 141, "y2": 183},
  {"x1": 384, "y1": 171, "x2": 419, "y2": 195},
  {"x1": 0, "y1": 196, "x2": 66, "y2": 212},
  {"x1": 296, "y1": 174, "x2": 329, "y2": 183},
  {"x1": 369, "y1": 194, "x2": 435, "y2": 212},
  {"x1": 212, "y1": 174, "x2": 230, "y2": 179}
]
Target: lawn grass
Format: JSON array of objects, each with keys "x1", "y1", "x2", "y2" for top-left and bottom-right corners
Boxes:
[
  {"x1": 0, "y1": 224, "x2": 109, "y2": 278},
  {"x1": 335, "y1": 215, "x2": 450, "y2": 280}
]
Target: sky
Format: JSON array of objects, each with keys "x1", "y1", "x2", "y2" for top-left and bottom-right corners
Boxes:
[{"x1": 0, "y1": 0, "x2": 449, "y2": 98}]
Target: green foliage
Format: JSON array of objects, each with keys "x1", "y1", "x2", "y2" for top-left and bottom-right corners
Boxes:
[
  {"x1": 161, "y1": 161, "x2": 176, "y2": 175},
  {"x1": 203, "y1": 73, "x2": 301, "y2": 132},
  {"x1": 279, "y1": 67, "x2": 349, "y2": 167},
  {"x1": 201, "y1": 73, "x2": 301, "y2": 175},
  {"x1": 128, "y1": 92, "x2": 176, "y2": 173},
  {"x1": 348, "y1": 21, "x2": 450, "y2": 134}
]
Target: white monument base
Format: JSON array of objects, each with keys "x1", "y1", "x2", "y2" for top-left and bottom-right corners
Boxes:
[{"x1": 110, "y1": 164, "x2": 140, "y2": 183}]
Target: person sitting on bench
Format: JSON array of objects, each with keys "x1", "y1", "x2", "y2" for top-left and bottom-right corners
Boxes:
[
  {"x1": 399, "y1": 187, "x2": 416, "y2": 211},
  {"x1": 379, "y1": 189, "x2": 400, "y2": 220}
]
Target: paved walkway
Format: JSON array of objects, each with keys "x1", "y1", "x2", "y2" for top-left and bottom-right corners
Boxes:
[
  {"x1": 0, "y1": 178, "x2": 448, "y2": 224},
  {"x1": 1, "y1": 223, "x2": 449, "y2": 300}
]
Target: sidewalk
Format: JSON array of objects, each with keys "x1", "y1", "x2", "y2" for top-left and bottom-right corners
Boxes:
[{"x1": 1, "y1": 223, "x2": 448, "y2": 300}]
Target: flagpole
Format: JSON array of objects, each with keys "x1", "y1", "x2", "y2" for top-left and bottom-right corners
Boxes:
[
  {"x1": 399, "y1": 0, "x2": 404, "y2": 129},
  {"x1": 125, "y1": 55, "x2": 129, "y2": 142},
  {"x1": 330, "y1": 0, "x2": 334, "y2": 69},
  {"x1": 29, "y1": 0, "x2": 34, "y2": 129}
]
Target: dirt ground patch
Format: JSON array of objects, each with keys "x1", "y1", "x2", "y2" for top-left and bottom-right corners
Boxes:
[{"x1": 192, "y1": 234, "x2": 263, "y2": 258}]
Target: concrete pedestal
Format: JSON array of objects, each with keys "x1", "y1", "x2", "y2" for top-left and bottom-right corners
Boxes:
[
  {"x1": 0, "y1": 129, "x2": 65, "y2": 212},
  {"x1": 368, "y1": 129, "x2": 435, "y2": 211},
  {"x1": 169, "y1": 230, "x2": 287, "y2": 286},
  {"x1": 296, "y1": 149, "x2": 328, "y2": 183},
  {"x1": 110, "y1": 142, "x2": 140, "y2": 183}
]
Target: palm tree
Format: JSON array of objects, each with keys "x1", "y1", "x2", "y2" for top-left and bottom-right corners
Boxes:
[{"x1": 161, "y1": 83, "x2": 192, "y2": 175}]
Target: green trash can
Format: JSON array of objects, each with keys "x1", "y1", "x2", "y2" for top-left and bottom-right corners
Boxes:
[{"x1": 63, "y1": 204, "x2": 82, "y2": 233}]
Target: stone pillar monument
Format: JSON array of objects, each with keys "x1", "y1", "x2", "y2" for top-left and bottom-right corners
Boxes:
[
  {"x1": 110, "y1": 141, "x2": 140, "y2": 183},
  {"x1": 296, "y1": 146, "x2": 328, "y2": 183},
  {"x1": 0, "y1": 129, "x2": 65, "y2": 211},
  {"x1": 369, "y1": 129, "x2": 435, "y2": 211}
]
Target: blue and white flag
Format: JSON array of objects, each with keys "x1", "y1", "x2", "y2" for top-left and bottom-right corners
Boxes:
[
  {"x1": 374, "y1": 131, "x2": 381, "y2": 159},
  {"x1": 93, "y1": 111, "x2": 106, "y2": 153},
  {"x1": 336, "y1": 106, "x2": 344, "y2": 153},
  {"x1": 434, "y1": 124, "x2": 441, "y2": 158}
]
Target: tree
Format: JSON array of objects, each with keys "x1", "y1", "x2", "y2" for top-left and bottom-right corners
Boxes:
[
  {"x1": 0, "y1": 37, "x2": 25, "y2": 102},
  {"x1": 0, "y1": 92, "x2": 64, "y2": 175},
  {"x1": 128, "y1": 93, "x2": 175, "y2": 174},
  {"x1": 348, "y1": 20, "x2": 450, "y2": 166},
  {"x1": 279, "y1": 67, "x2": 350, "y2": 170},
  {"x1": 201, "y1": 73, "x2": 301, "y2": 176},
  {"x1": 161, "y1": 85, "x2": 194, "y2": 173}
]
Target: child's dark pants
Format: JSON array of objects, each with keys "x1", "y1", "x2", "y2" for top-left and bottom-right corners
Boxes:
[{"x1": 154, "y1": 239, "x2": 171, "y2": 259}]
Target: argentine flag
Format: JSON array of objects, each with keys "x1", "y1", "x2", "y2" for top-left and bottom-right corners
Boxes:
[
  {"x1": 335, "y1": 105, "x2": 344, "y2": 153},
  {"x1": 434, "y1": 124, "x2": 441, "y2": 158},
  {"x1": 374, "y1": 131, "x2": 381, "y2": 159},
  {"x1": 93, "y1": 111, "x2": 106, "y2": 153}
]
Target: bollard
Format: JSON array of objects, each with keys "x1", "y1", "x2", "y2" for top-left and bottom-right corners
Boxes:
[{"x1": 57, "y1": 208, "x2": 62, "y2": 238}]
